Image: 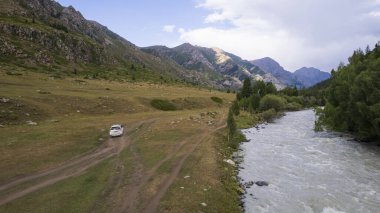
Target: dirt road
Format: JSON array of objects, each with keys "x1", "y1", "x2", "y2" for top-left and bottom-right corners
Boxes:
[
  {"x1": 0, "y1": 119, "x2": 153, "y2": 206},
  {"x1": 0, "y1": 117, "x2": 226, "y2": 212}
]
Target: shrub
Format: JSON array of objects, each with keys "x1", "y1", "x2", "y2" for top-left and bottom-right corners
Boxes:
[
  {"x1": 249, "y1": 94, "x2": 261, "y2": 112},
  {"x1": 210, "y1": 96, "x2": 223, "y2": 104},
  {"x1": 49, "y1": 22, "x2": 68, "y2": 33},
  {"x1": 150, "y1": 99, "x2": 177, "y2": 111},
  {"x1": 285, "y1": 102, "x2": 303, "y2": 111},
  {"x1": 228, "y1": 131, "x2": 246, "y2": 150},
  {"x1": 259, "y1": 109, "x2": 277, "y2": 122},
  {"x1": 259, "y1": 94, "x2": 286, "y2": 112},
  {"x1": 6, "y1": 71, "x2": 22, "y2": 76}
]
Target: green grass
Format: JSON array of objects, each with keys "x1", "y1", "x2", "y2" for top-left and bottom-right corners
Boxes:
[
  {"x1": 159, "y1": 128, "x2": 243, "y2": 213},
  {"x1": 210, "y1": 96, "x2": 223, "y2": 104},
  {"x1": 0, "y1": 158, "x2": 115, "y2": 213},
  {"x1": 150, "y1": 99, "x2": 177, "y2": 111},
  {"x1": 0, "y1": 116, "x2": 107, "y2": 182},
  {"x1": 235, "y1": 111, "x2": 259, "y2": 129},
  {"x1": 0, "y1": 71, "x2": 236, "y2": 212}
]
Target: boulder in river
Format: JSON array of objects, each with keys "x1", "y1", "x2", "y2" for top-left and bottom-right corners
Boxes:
[{"x1": 255, "y1": 181, "x2": 269, "y2": 186}]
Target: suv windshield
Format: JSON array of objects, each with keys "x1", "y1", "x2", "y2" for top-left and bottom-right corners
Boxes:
[{"x1": 111, "y1": 126, "x2": 120, "y2": 130}]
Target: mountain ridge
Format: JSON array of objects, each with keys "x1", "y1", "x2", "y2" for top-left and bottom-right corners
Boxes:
[
  {"x1": 251, "y1": 57, "x2": 330, "y2": 88},
  {"x1": 0, "y1": 0, "x2": 330, "y2": 89},
  {"x1": 142, "y1": 44, "x2": 289, "y2": 88}
]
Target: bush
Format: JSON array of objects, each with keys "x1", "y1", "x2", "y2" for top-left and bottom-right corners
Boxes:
[
  {"x1": 228, "y1": 131, "x2": 246, "y2": 150},
  {"x1": 259, "y1": 94, "x2": 286, "y2": 111},
  {"x1": 210, "y1": 96, "x2": 223, "y2": 104},
  {"x1": 259, "y1": 109, "x2": 277, "y2": 122},
  {"x1": 150, "y1": 99, "x2": 177, "y2": 111},
  {"x1": 285, "y1": 102, "x2": 303, "y2": 111},
  {"x1": 49, "y1": 22, "x2": 68, "y2": 33}
]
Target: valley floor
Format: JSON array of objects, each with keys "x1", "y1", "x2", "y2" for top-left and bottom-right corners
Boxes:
[{"x1": 0, "y1": 71, "x2": 241, "y2": 212}]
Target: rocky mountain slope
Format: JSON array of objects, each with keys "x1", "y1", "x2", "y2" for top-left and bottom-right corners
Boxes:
[
  {"x1": 142, "y1": 44, "x2": 287, "y2": 88},
  {"x1": 251, "y1": 57, "x2": 330, "y2": 88},
  {"x1": 0, "y1": 0, "x2": 218, "y2": 87}
]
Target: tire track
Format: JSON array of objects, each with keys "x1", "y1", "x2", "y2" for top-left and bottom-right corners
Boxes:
[{"x1": 0, "y1": 119, "x2": 154, "y2": 206}]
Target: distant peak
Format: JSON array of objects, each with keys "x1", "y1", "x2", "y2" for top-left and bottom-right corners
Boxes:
[
  {"x1": 262, "y1": 57, "x2": 275, "y2": 61},
  {"x1": 251, "y1": 57, "x2": 281, "y2": 67},
  {"x1": 177, "y1": 43, "x2": 193, "y2": 48}
]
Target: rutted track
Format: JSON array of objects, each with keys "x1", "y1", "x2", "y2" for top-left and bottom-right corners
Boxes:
[
  {"x1": 0, "y1": 119, "x2": 154, "y2": 206},
  {"x1": 112, "y1": 119, "x2": 227, "y2": 213},
  {"x1": 0, "y1": 116, "x2": 226, "y2": 212}
]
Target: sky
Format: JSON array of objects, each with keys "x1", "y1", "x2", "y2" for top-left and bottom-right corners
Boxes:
[{"x1": 57, "y1": 0, "x2": 380, "y2": 72}]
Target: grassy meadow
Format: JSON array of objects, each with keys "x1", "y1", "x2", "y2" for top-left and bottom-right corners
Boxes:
[{"x1": 0, "y1": 69, "x2": 242, "y2": 212}]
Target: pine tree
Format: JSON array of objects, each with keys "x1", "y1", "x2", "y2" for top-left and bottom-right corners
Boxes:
[
  {"x1": 231, "y1": 101, "x2": 240, "y2": 116},
  {"x1": 227, "y1": 109, "x2": 236, "y2": 141},
  {"x1": 241, "y1": 78, "x2": 252, "y2": 98}
]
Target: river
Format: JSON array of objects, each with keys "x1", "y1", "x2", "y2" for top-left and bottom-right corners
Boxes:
[{"x1": 238, "y1": 110, "x2": 380, "y2": 213}]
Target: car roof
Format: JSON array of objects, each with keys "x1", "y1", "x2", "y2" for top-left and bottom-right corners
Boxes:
[{"x1": 111, "y1": 124, "x2": 122, "y2": 128}]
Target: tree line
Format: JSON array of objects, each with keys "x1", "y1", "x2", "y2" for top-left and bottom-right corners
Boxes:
[
  {"x1": 316, "y1": 44, "x2": 380, "y2": 141},
  {"x1": 227, "y1": 78, "x2": 320, "y2": 145}
]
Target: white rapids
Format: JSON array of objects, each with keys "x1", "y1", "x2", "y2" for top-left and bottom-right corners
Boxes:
[{"x1": 239, "y1": 110, "x2": 380, "y2": 213}]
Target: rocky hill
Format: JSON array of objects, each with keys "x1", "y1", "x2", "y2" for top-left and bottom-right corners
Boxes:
[{"x1": 0, "y1": 0, "x2": 219, "y2": 87}]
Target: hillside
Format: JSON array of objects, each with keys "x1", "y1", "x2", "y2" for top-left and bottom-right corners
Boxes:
[{"x1": 0, "y1": 0, "x2": 223, "y2": 87}]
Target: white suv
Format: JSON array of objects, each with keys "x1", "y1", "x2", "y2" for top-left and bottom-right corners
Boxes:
[{"x1": 109, "y1": 124, "x2": 124, "y2": 137}]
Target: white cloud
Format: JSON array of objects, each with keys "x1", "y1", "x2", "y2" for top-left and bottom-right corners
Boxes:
[
  {"x1": 177, "y1": 27, "x2": 185, "y2": 34},
  {"x1": 162, "y1": 25, "x2": 176, "y2": 33},
  {"x1": 179, "y1": 0, "x2": 380, "y2": 71}
]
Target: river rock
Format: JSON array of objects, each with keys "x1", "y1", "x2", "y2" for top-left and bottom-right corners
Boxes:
[
  {"x1": 0, "y1": 98, "x2": 10, "y2": 103},
  {"x1": 255, "y1": 181, "x2": 269, "y2": 186},
  {"x1": 223, "y1": 159, "x2": 236, "y2": 166},
  {"x1": 26, "y1": 120, "x2": 38, "y2": 126},
  {"x1": 243, "y1": 181, "x2": 254, "y2": 188}
]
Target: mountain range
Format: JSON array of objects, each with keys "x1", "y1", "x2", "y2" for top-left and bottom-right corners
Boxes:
[
  {"x1": 0, "y1": 0, "x2": 330, "y2": 89},
  {"x1": 250, "y1": 57, "x2": 331, "y2": 88}
]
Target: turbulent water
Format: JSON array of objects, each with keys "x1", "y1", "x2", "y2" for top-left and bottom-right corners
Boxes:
[{"x1": 239, "y1": 110, "x2": 380, "y2": 213}]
